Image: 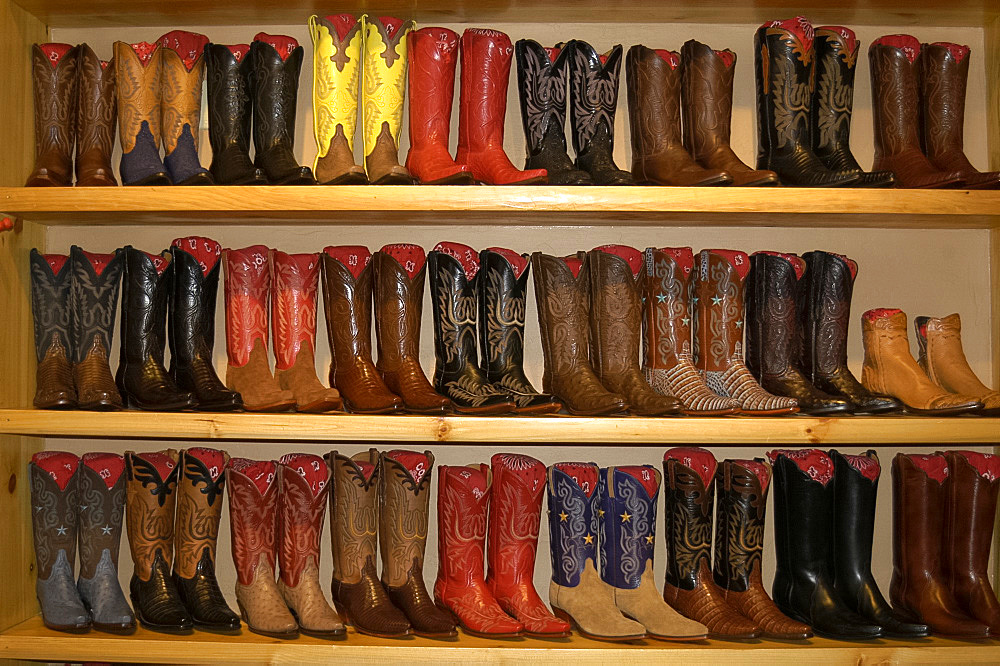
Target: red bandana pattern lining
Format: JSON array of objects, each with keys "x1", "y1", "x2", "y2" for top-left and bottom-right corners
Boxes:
[
  {"x1": 130, "y1": 41, "x2": 158, "y2": 67},
  {"x1": 843, "y1": 453, "x2": 880, "y2": 481},
  {"x1": 452, "y1": 464, "x2": 489, "y2": 500},
  {"x1": 40, "y1": 43, "x2": 73, "y2": 67},
  {"x1": 754, "y1": 251, "x2": 805, "y2": 279},
  {"x1": 654, "y1": 49, "x2": 680, "y2": 69},
  {"x1": 173, "y1": 236, "x2": 221, "y2": 277},
  {"x1": 386, "y1": 450, "x2": 430, "y2": 485},
  {"x1": 137, "y1": 452, "x2": 176, "y2": 480},
  {"x1": 279, "y1": 453, "x2": 328, "y2": 496},
  {"x1": 764, "y1": 16, "x2": 814, "y2": 49},
  {"x1": 618, "y1": 465, "x2": 659, "y2": 497},
  {"x1": 143, "y1": 251, "x2": 169, "y2": 275},
  {"x1": 817, "y1": 26, "x2": 858, "y2": 54},
  {"x1": 434, "y1": 242, "x2": 479, "y2": 280},
  {"x1": 556, "y1": 463, "x2": 598, "y2": 497},
  {"x1": 378, "y1": 16, "x2": 404, "y2": 39},
  {"x1": 226, "y1": 44, "x2": 250, "y2": 62},
  {"x1": 187, "y1": 447, "x2": 226, "y2": 481},
  {"x1": 544, "y1": 46, "x2": 561, "y2": 61},
  {"x1": 43, "y1": 254, "x2": 68, "y2": 275},
  {"x1": 863, "y1": 307, "x2": 902, "y2": 322},
  {"x1": 354, "y1": 459, "x2": 377, "y2": 482},
  {"x1": 255, "y1": 33, "x2": 298, "y2": 60},
  {"x1": 733, "y1": 459, "x2": 770, "y2": 491},
  {"x1": 907, "y1": 454, "x2": 949, "y2": 483},
  {"x1": 158, "y1": 30, "x2": 209, "y2": 71},
  {"x1": 380, "y1": 243, "x2": 425, "y2": 278},
  {"x1": 493, "y1": 453, "x2": 545, "y2": 494},
  {"x1": 487, "y1": 247, "x2": 528, "y2": 278},
  {"x1": 768, "y1": 449, "x2": 834, "y2": 485},
  {"x1": 324, "y1": 245, "x2": 371, "y2": 279},
  {"x1": 931, "y1": 42, "x2": 970, "y2": 63},
  {"x1": 326, "y1": 14, "x2": 357, "y2": 41},
  {"x1": 656, "y1": 247, "x2": 694, "y2": 275},
  {"x1": 594, "y1": 244, "x2": 642, "y2": 278},
  {"x1": 562, "y1": 256, "x2": 583, "y2": 278},
  {"x1": 230, "y1": 458, "x2": 276, "y2": 495},
  {"x1": 82, "y1": 250, "x2": 116, "y2": 276},
  {"x1": 873, "y1": 35, "x2": 920, "y2": 63},
  {"x1": 714, "y1": 49, "x2": 735, "y2": 68},
  {"x1": 953, "y1": 450, "x2": 1000, "y2": 482},
  {"x1": 32, "y1": 451, "x2": 79, "y2": 491},
  {"x1": 82, "y1": 452, "x2": 125, "y2": 489},
  {"x1": 665, "y1": 447, "x2": 717, "y2": 488},
  {"x1": 708, "y1": 248, "x2": 750, "y2": 280}
]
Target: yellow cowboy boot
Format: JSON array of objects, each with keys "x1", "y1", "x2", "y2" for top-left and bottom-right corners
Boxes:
[
  {"x1": 361, "y1": 14, "x2": 414, "y2": 184},
  {"x1": 114, "y1": 41, "x2": 170, "y2": 185},
  {"x1": 158, "y1": 30, "x2": 213, "y2": 185}
]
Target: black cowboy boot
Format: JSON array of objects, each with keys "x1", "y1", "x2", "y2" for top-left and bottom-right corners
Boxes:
[
  {"x1": 69, "y1": 246, "x2": 124, "y2": 411},
  {"x1": 205, "y1": 44, "x2": 266, "y2": 185},
  {"x1": 29, "y1": 250, "x2": 76, "y2": 409}
]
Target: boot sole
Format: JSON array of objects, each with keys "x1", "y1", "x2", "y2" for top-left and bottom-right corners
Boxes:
[
  {"x1": 513, "y1": 403, "x2": 564, "y2": 416},
  {"x1": 341, "y1": 397, "x2": 402, "y2": 414},
  {"x1": 91, "y1": 621, "x2": 137, "y2": 634},
  {"x1": 318, "y1": 171, "x2": 369, "y2": 185},
  {"x1": 680, "y1": 408, "x2": 740, "y2": 416},
  {"x1": 42, "y1": 620, "x2": 91, "y2": 633},
  {"x1": 333, "y1": 600, "x2": 410, "y2": 638},
  {"x1": 287, "y1": 606, "x2": 346, "y2": 640},
  {"x1": 435, "y1": 601, "x2": 521, "y2": 638},
  {"x1": 237, "y1": 604, "x2": 298, "y2": 639},
  {"x1": 735, "y1": 407, "x2": 800, "y2": 416},
  {"x1": 295, "y1": 398, "x2": 342, "y2": 413},
  {"x1": 451, "y1": 403, "x2": 516, "y2": 415},
  {"x1": 551, "y1": 606, "x2": 645, "y2": 642},
  {"x1": 903, "y1": 404, "x2": 983, "y2": 416},
  {"x1": 241, "y1": 400, "x2": 298, "y2": 412},
  {"x1": 418, "y1": 172, "x2": 475, "y2": 185}
]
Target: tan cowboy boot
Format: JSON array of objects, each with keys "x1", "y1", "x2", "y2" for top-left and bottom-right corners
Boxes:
[{"x1": 915, "y1": 313, "x2": 1000, "y2": 414}]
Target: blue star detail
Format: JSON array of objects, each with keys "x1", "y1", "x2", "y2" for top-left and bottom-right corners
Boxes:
[
  {"x1": 681, "y1": 317, "x2": 690, "y2": 326},
  {"x1": 101, "y1": 525, "x2": 112, "y2": 536},
  {"x1": 656, "y1": 293, "x2": 667, "y2": 304},
  {"x1": 56, "y1": 525, "x2": 67, "y2": 536},
  {"x1": 711, "y1": 296, "x2": 722, "y2": 306},
  {"x1": 736, "y1": 320, "x2": 743, "y2": 329}
]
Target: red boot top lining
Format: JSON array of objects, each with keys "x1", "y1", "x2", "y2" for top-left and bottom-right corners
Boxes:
[
  {"x1": 186, "y1": 447, "x2": 226, "y2": 481},
  {"x1": 279, "y1": 453, "x2": 329, "y2": 496},
  {"x1": 324, "y1": 245, "x2": 372, "y2": 279},
  {"x1": 230, "y1": 458, "x2": 277, "y2": 495},
  {"x1": 767, "y1": 449, "x2": 834, "y2": 486},
  {"x1": 173, "y1": 236, "x2": 221, "y2": 276},
  {"x1": 554, "y1": 463, "x2": 598, "y2": 497},
  {"x1": 433, "y1": 241, "x2": 479, "y2": 280},
  {"x1": 486, "y1": 247, "x2": 528, "y2": 278},
  {"x1": 82, "y1": 452, "x2": 125, "y2": 488},
  {"x1": 32, "y1": 451, "x2": 80, "y2": 491},
  {"x1": 664, "y1": 447, "x2": 718, "y2": 489}
]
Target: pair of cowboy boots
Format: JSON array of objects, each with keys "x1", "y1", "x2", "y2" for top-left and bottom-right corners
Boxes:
[
  {"x1": 26, "y1": 43, "x2": 116, "y2": 186},
  {"x1": 915, "y1": 313, "x2": 1000, "y2": 414}
]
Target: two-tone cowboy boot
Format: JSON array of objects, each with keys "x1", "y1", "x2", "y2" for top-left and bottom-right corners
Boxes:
[
  {"x1": 205, "y1": 43, "x2": 266, "y2": 185},
  {"x1": 915, "y1": 313, "x2": 1000, "y2": 414},
  {"x1": 76, "y1": 44, "x2": 118, "y2": 186},
  {"x1": 27, "y1": 43, "x2": 79, "y2": 187},
  {"x1": 29, "y1": 250, "x2": 76, "y2": 408},
  {"x1": 114, "y1": 40, "x2": 170, "y2": 185},
  {"x1": 361, "y1": 15, "x2": 414, "y2": 184},
  {"x1": 69, "y1": 246, "x2": 123, "y2": 411},
  {"x1": 158, "y1": 31, "x2": 213, "y2": 185}
]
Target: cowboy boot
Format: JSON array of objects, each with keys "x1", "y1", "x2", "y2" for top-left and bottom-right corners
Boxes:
[
  {"x1": 486, "y1": 454, "x2": 570, "y2": 637},
  {"x1": 276, "y1": 454, "x2": 345, "y2": 639},
  {"x1": 250, "y1": 34, "x2": 316, "y2": 185},
  {"x1": 321, "y1": 246, "x2": 401, "y2": 413},
  {"x1": 224, "y1": 246, "x2": 295, "y2": 412},
  {"x1": 531, "y1": 252, "x2": 627, "y2": 415},
  {"x1": 625, "y1": 45, "x2": 731, "y2": 186},
  {"x1": 915, "y1": 313, "x2": 1000, "y2": 414},
  {"x1": 515, "y1": 40, "x2": 591, "y2": 184},
  {"x1": 76, "y1": 44, "x2": 117, "y2": 186},
  {"x1": 29, "y1": 452, "x2": 90, "y2": 632},
  {"x1": 662, "y1": 449, "x2": 761, "y2": 639},
  {"x1": 693, "y1": 249, "x2": 798, "y2": 415},
  {"x1": 478, "y1": 248, "x2": 561, "y2": 414},
  {"x1": 428, "y1": 243, "x2": 515, "y2": 414},
  {"x1": 680, "y1": 40, "x2": 777, "y2": 186},
  {"x1": 271, "y1": 251, "x2": 341, "y2": 413},
  {"x1": 29, "y1": 250, "x2": 76, "y2": 409},
  {"x1": 26, "y1": 43, "x2": 78, "y2": 187},
  {"x1": 373, "y1": 245, "x2": 451, "y2": 413},
  {"x1": 158, "y1": 31, "x2": 213, "y2": 185},
  {"x1": 379, "y1": 450, "x2": 456, "y2": 637},
  {"x1": 69, "y1": 246, "x2": 124, "y2": 410},
  {"x1": 205, "y1": 43, "x2": 266, "y2": 185},
  {"x1": 754, "y1": 18, "x2": 858, "y2": 187},
  {"x1": 456, "y1": 29, "x2": 547, "y2": 185},
  {"x1": 714, "y1": 458, "x2": 811, "y2": 640},
  {"x1": 114, "y1": 40, "x2": 170, "y2": 185},
  {"x1": 328, "y1": 450, "x2": 410, "y2": 637},
  {"x1": 890, "y1": 454, "x2": 990, "y2": 637},
  {"x1": 860, "y1": 309, "x2": 981, "y2": 414},
  {"x1": 812, "y1": 28, "x2": 894, "y2": 187},
  {"x1": 799, "y1": 251, "x2": 901, "y2": 414},
  {"x1": 361, "y1": 14, "x2": 414, "y2": 184},
  {"x1": 434, "y1": 463, "x2": 523, "y2": 637}
]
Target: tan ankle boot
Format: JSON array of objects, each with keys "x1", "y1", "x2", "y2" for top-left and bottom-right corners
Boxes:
[{"x1": 915, "y1": 313, "x2": 1000, "y2": 414}]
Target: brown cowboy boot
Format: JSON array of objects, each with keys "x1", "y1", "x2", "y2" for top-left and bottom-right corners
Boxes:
[
  {"x1": 915, "y1": 313, "x2": 1000, "y2": 414},
  {"x1": 27, "y1": 43, "x2": 78, "y2": 187},
  {"x1": 29, "y1": 251, "x2": 76, "y2": 409},
  {"x1": 158, "y1": 31, "x2": 213, "y2": 185},
  {"x1": 361, "y1": 15, "x2": 414, "y2": 184},
  {"x1": 76, "y1": 44, "x2": 117, "y2": 186},
  {"x1": 70, "y1": 246, "x2": 124, "y2": 411}
]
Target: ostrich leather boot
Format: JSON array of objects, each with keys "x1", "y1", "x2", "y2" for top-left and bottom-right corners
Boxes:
[
  {"x1": 69, "y1": 247, "x2": 124, "y2": 410},
  {"x1": 76, "y1": 44, "x2": 117, "y2": 186},
  {"x1": 158, "y1": 31, "x2": 213, "y2": 185},
  {"x1": 205, "y1": 43, "x2": 266, "y2": 185},
  {"x1": 30, "y1": 251, "x2": 76, "y2": 409},
  {"x1": 361, "y1": 15, "x2": 414, "y2": 184},
  {"x1": 26, "y1": 43, "x2": 79, "y2": 187},
  {"x1": 915, "y1": 313, "x2": 1000, "y2": 414},
  {"x1": 114, "y1": 40, "x2": 170, "y2": 185}
]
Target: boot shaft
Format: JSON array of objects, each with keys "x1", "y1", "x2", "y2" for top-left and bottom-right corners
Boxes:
[
  {"x1": 530, "y1": 252, "x2": 593, "y2": 382},
  {"x1": 568, "y1": 40, "x2": 623, "y2": 156},
  {"x1": 829, "y1": 450, "x2": 880, "y2": 584},
  {"x1": 125, "y1": 450, "x2": 179, "y2": 580},
  {"x1": 77, "y1": 453, "x2": 126, "y2": 579},
  {"x1": 309, "y1": 15, "x2": 363, "y2": 154},
  {"x1": 642, "y1": 246, "x2": 694, "y2": 370},
  {"x1": 868, "y1": 36, "x2": 923, "y2": 158},
  {"x1": 428, "y1": 242, "x2": 483, "y2": 380},
  {"x1": 223, "y1": 245, "x2": 271, "y2": 368},
  {"x1": 626, "y1": 45, "x2": 681, "y2": 158},
  {"x1": 408, "y1": 27, "x2": 459, "y2": 148},
  {"x1": 861, "y1": 308, "x2": 914, "y2": 380},
  {"x1": 69, "y1": 246, "x2": 124, "y2": 365},
  {"x1": 515, "y1": 40, "x2": 571, "y2": 156},
  {"x1": 598, "y1": 465, "x2": 659, "y2": 590},
  {"x1": 919, "y1": 42, "x2": 970, "y2": 157},
  {"x1": 379, "y1": 450, "x2": 434, "y2": 587},
  {"x1": 713, "y1": 458, "x2": 771, "y2": 593},
  {"x1": 76, "y1": 44, "x2": 117, "y2": 178},
  {"x1": 277, "y1": 453, "x2": 330, "y2": 587},
  {"x1": 169, "y1": 237, "x2": 222, "y2": 366},
  {"x1": 327, "y1": 450, "x2": 379, "y2": 582},
  {"x1": 29, "y1": 452, "x2": 80, "y2": 579},
  {"x1": 373, "y1": 245, "x2": 427, "y2": 368},
  {"x1": 436, "y1": 463, "x2": 491, "y2": 584},
  {"x1": 205, "y1": 44, "x2": 253, "y2": 156},
  {"x1": 915, "y1": 313, "x2": 992, "y2": 396},
  {"x1": 942, "y1": 451, "x2": 1000, "y2": 579},
  {"x1": 174, "y1": 448, "x2": 227, "y2": 579},
  {"x1": 321, "y1": 246, "x2": 375, "y2": 370},
  {"x1": 477, "y1": 248, "x2": 531, "y2": 381},
  {"x1": 226, "y1": 458, "x2": 279, "y2": 585},
  {"x1": 31, "y1": 43, "x2": 79, "y2": 166},
  {"x1": 114, "y1": 40, "x2": 162, "y2": 152},
  {"x1": 487, "y1": 453, "x2": 546, "y2": 586},
  {"x1": 663, "y1": 448, "x2": 717, "y2": 589},
  {"x1": 768, "y1": 449, "x2": 835, "y2": 573},
  {"x1": 546, "y1": 463, "x2": 600, "y2": 587},
  {"x1": 29, "y1": 250, "x2": 73, "y2": 363},
  {"x1": 799, "y1": 250, "x2": 856, "y2": 378},
  {"x1": 250, "y1": 35, "x2": 304, "y2": 153},
  {"x1": 271, "y1": 250, "x2": 320, "y2": 371},
  {"x1": 693, "y1": 249, "x2": 749, "y2": 372},
  {"x1": 754, "y1": 17, "x2": 817, "y2": 162},
  {"x1": 812, "y1": 27, "x2": 860, "y2": 163},
  {"x1": 158, "y1": 30, "x2": 209, "y2": 154},
  {"x1": 745, "y1": 251, "x2": 805, "y2": 378},
  {"x1": 361, "y1": 15, "x2": 414, "y2": 159},
  {"x1": 892, "y1": 453, "x2": 949, "y2": 579},
  {"x1": 587, "y1": 245, "x2": 645, "y2": 381},
  {"x1": 119, "y1": 247, "x2": 172, "y2": 367},
  {"x1": 680, "y1": 40, "x2": 736, "y2": 159},
  {"x1": 458, "y1": 29, "x2": 515, "y2": 151}
]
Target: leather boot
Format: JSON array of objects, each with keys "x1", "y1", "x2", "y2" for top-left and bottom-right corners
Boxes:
[
  {"x1": 478, "y1": 248, "x2": 561, "y2": 414},
  {"x1": 361, "y1": 15, "x2": 414, "y2": 184},
  {"x1": 26, "y1": 43, "x2": 78, "y2": 187},
  {"x1": 321, "y1": 247, "x2": 401, "y2": 414},
  {"x1": 829, "y1": 450, "x2": 929, "y2": 637},
  {"x1": 434, "y1": 464, "x2": 523, "y2": 637},
  {"x1": 204, "y1": 43, "x2": 266, "y2": 185},
  {"x1": 125, "y1": 450, "x2": 193, "y2": 632},
  {"x1": 812, "y1": 28, "x2": 894, "y2": 188},
  {"x1": 642, "y1": 247, "x2": 737, "y2": 415},
  {"x1": 530, "y1": 252, "x2": 627, "y2": 415},
  {"x1": 915, "y1": 313, "x2": 1000, "y2": 414},
  {"x1": 70, "y1": 246, "x2": 124, "y2": 410},
  {"x1": 276, "y1": 454, "x2": 345, "y2": 639},
  {"x1": 173, "y1": 448, "x2": 240, "y2": 632},
  {"x1": 714, "y1": 458, "x2": 811, "y2": 640},
  {"x1": 679, "y1": 40, "x2": 777, "y2": 186},
  {"x1": 30, "y1": 250, "x2": 76, "y2": 409},
  {"x1": 373, "y1": 245, "x2": 451, "y2": 413},
  {"x1": 271, "y1": 251, "x2": 341, "y2": 413},
  {"x1": 250, "y1": 34, "x2": 316, "y2": 185},
  {"x1": 662, "y1": 449, "x2": 761, "y2": 639},
  {"x1": 588, "y1": 246, "x2": 680, "y2": 415},
  {"x1": 456, "y1": 29, "x2": 547, "y2": 185},
  {"x1": 745, "y1": 251, "x2": 853, "y2": 414},
  {"x1": 76, "y1": 44, "x2": 117, "y2": 186},
  {"x1": 890, "y1": 453, "x2": 990, "y2": 638},
  {"x1": 768, "y1": 449, "x2": 882, "y2": 639},
  {"x1": 486, "y1": 454, "x2": 570, "y2": 637},
  {"x1": 114, "y1": 41, "x2": 170, "y2": 185},
  {"x1": 308, "y1": 15, "x2": 368, "y2": 185},
  {"x1": 227, "y1": 458, "x2": 298, "y2": 638},
  {"x1": 224, "y1": 246, "x2": 296, "y2": 412},
  {"x1": 158, "y1": 31, "x2": 212, "y2": 185},
  {"x1": 428, "y1": 243, "x2": 515, "y2": 414},
  {"x1": 515, "y1": 40, "x2": 591, "y2": 184},
  {"x1": 754, "y1": 18, "x2": 859, "y2": 187},
  {"x1": 693, "y1": 249, "x2": 798, "y2": 415},
  {"x1": 328, "y1": 450, "x2": 410, "y2": 637},
  {"x1": 29, "y1": 452, "x2": 90, "y2": 632},
  {"x1": 379, "y1": 450, "x2": 456, "y2": 637},
  {"x1": 919, "y1": 43, "x2": 1000, "y2": 189},
  {"x1": 799, "y1": 251, "x2": 901, "y2": 414},
  {"x1": 406, "y1": 27, "x2": 473, "y2": 184},
  {"x1": 626, "y1": 45, "x2": 731, "y2": 186},
  {"x1": 117, "y1": 248, "x2": 196, "y2": 411},
  {"x1": 860, "y1": 309, "x2": 981, "y2": 414},
  {"x1": 869, "y1": 36, "x2": 963, "y2": 188}
]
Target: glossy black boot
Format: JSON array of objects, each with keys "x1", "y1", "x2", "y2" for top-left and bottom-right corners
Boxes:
[{"x1": 205, "y1": 44, "x2": 267, "y2": 185}]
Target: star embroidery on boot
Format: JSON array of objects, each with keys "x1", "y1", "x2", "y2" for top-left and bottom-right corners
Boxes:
[
  {"x1": 34, "y1": 505, "x2": 42, "y2": 513},
  {"x1": 735, "y1": 320, "x2": 743, "y2": 328},
  {"x1": 656, "y1": 293, "x2": 667, "y2": 303},
  {"x1": 56, "y1": 525, "x2": 67, "y2": 536},
  {"x1": 597, "y1": 508, "x2": 605, "y2": 517},
  {"x1": 645, "y1": 534, "x2": 655, "y2": 544},
  {"x1": 692, "y1": 296, "x2": 699, "y2": 305},
  {"x1": 583, "y1": 533, "x2": 594, "y2": 544},
  {"x1": 79, "y1": 505, "x2": 88, "y2": 511},
  {"x1": 558, "y1": 511, "x2": 568, "y2": 522},
  {"x1": 711, "y1": 296, "x2": 722, "y2": 305},
  {"x1": 101, "y1": 525, "x2": 112, "y2": 535},
  {"x1": 681, "y1": 317, "x2": 690, "y2": 325},
  {"x1": 620, "y1": 511, "x2": 631, "y2": 523}
]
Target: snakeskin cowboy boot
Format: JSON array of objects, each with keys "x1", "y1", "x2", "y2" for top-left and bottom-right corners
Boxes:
[{"x1": 69, "y1": 246, "x2": 124, "y2": 411}]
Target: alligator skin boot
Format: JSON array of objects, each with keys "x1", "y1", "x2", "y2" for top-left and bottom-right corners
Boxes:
[
  {"x1": 713, "y1": 458, "x2": 811, "y2": 640},
  {"x1": 531, "y1": 252, "x2": 627, "y2": 415},
  {"x1": 626, "y1": 45, "x2": 731, "y2": 186},
  {"x1": 204, "y1": 43, "x2": 266, "y2": 185},
  {"x1": 829, "y1": 450, "x2": 929, "y2": 637},
  {"x1": 693, "y1": 249, "x2": 798, "y2": 415},
  {"x1": 26, "y1": 43, "x2": 79, "y2": 187},
  {"x1": 76, "y1": 44, "x2": 118, "y2": 186},
  {"x1": 361, "y1": 15, "x2": 414, "y2": 184},
  {"x1": 380, "y1": 450, "x2": 457, "y2": 637},
  {"x1": 860, "y1": 309, "x2": 982, "y2": 414},
  {"x1": 799, "y1": 251, "x2": 901, "y2": 414},
  {"x1": 642, "y1": 247, "x2": 737, "y2": 415},
  {"x1": 478, "y1": 248, "x2": 561, "y2": 414},
  {"x1": 308, "y1": 15, "x2": 368, "y2": 185},
  {"x1": 890, "y1": 454, "x2": 990, "y2": 638},
  {"x1": 456, "y1": 29, "x2": 547, "y2": 185},
  {"x1": 249, "y1": 34, "x2": 316, "y2": 185},
  {"x1": 321, "y1": 247, "x2": 401, "y2": 413},
  {"x1": 434, "y1": 464, "x2": 523, "y2": 637},
  {"x1": 680, "y1": 40, "x2": 778, "y2": 186},
  {"x1": 373, "y1": 245, "x2": 451, "y2": 413},
  {"x1": 271, "y1": 251, "x2": 341, "y2": 413},
  {"x1": 276, "y1": 454, "x2": 345, "y2": 639},
  {"x1": 486, "y1": 454, "x2": 570, "y2": 637},
  {"x1": 915, "y1": 313, "x2": 1000, "y2": 415},
  {"x1": 114, "y1": 40, "x2": 171, "y2": 185},
  {"x1": 30, "y1": 250, "x2": 76, "y2": 408},
  {"x1": 745, "y1": 251, "x2": 853, "y2": 414},
  {"x1": 173, "y1": 448, "x2": 240, "y2": 632},
  {"x1": 428, "y1": 243, "x2": 515, "y2": 414},
  {"x1": 158, "y1": 31, "x2": 213, "y2": 185},
  {"x1": 69, "y1": 246, "x2": 123, "y2": 410},
  {"x1": 662, "y1": 449, "x2": 761, "y2": 639},
  {"x1": 515, "y1": 40, "x2": 591, "y2": 184},
  {"x1": 29, "y1": 452, "x2": 90, "y2": 632},
  {"x1": 754, "y1": 18, "x2": 858, "y2": 187}
]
